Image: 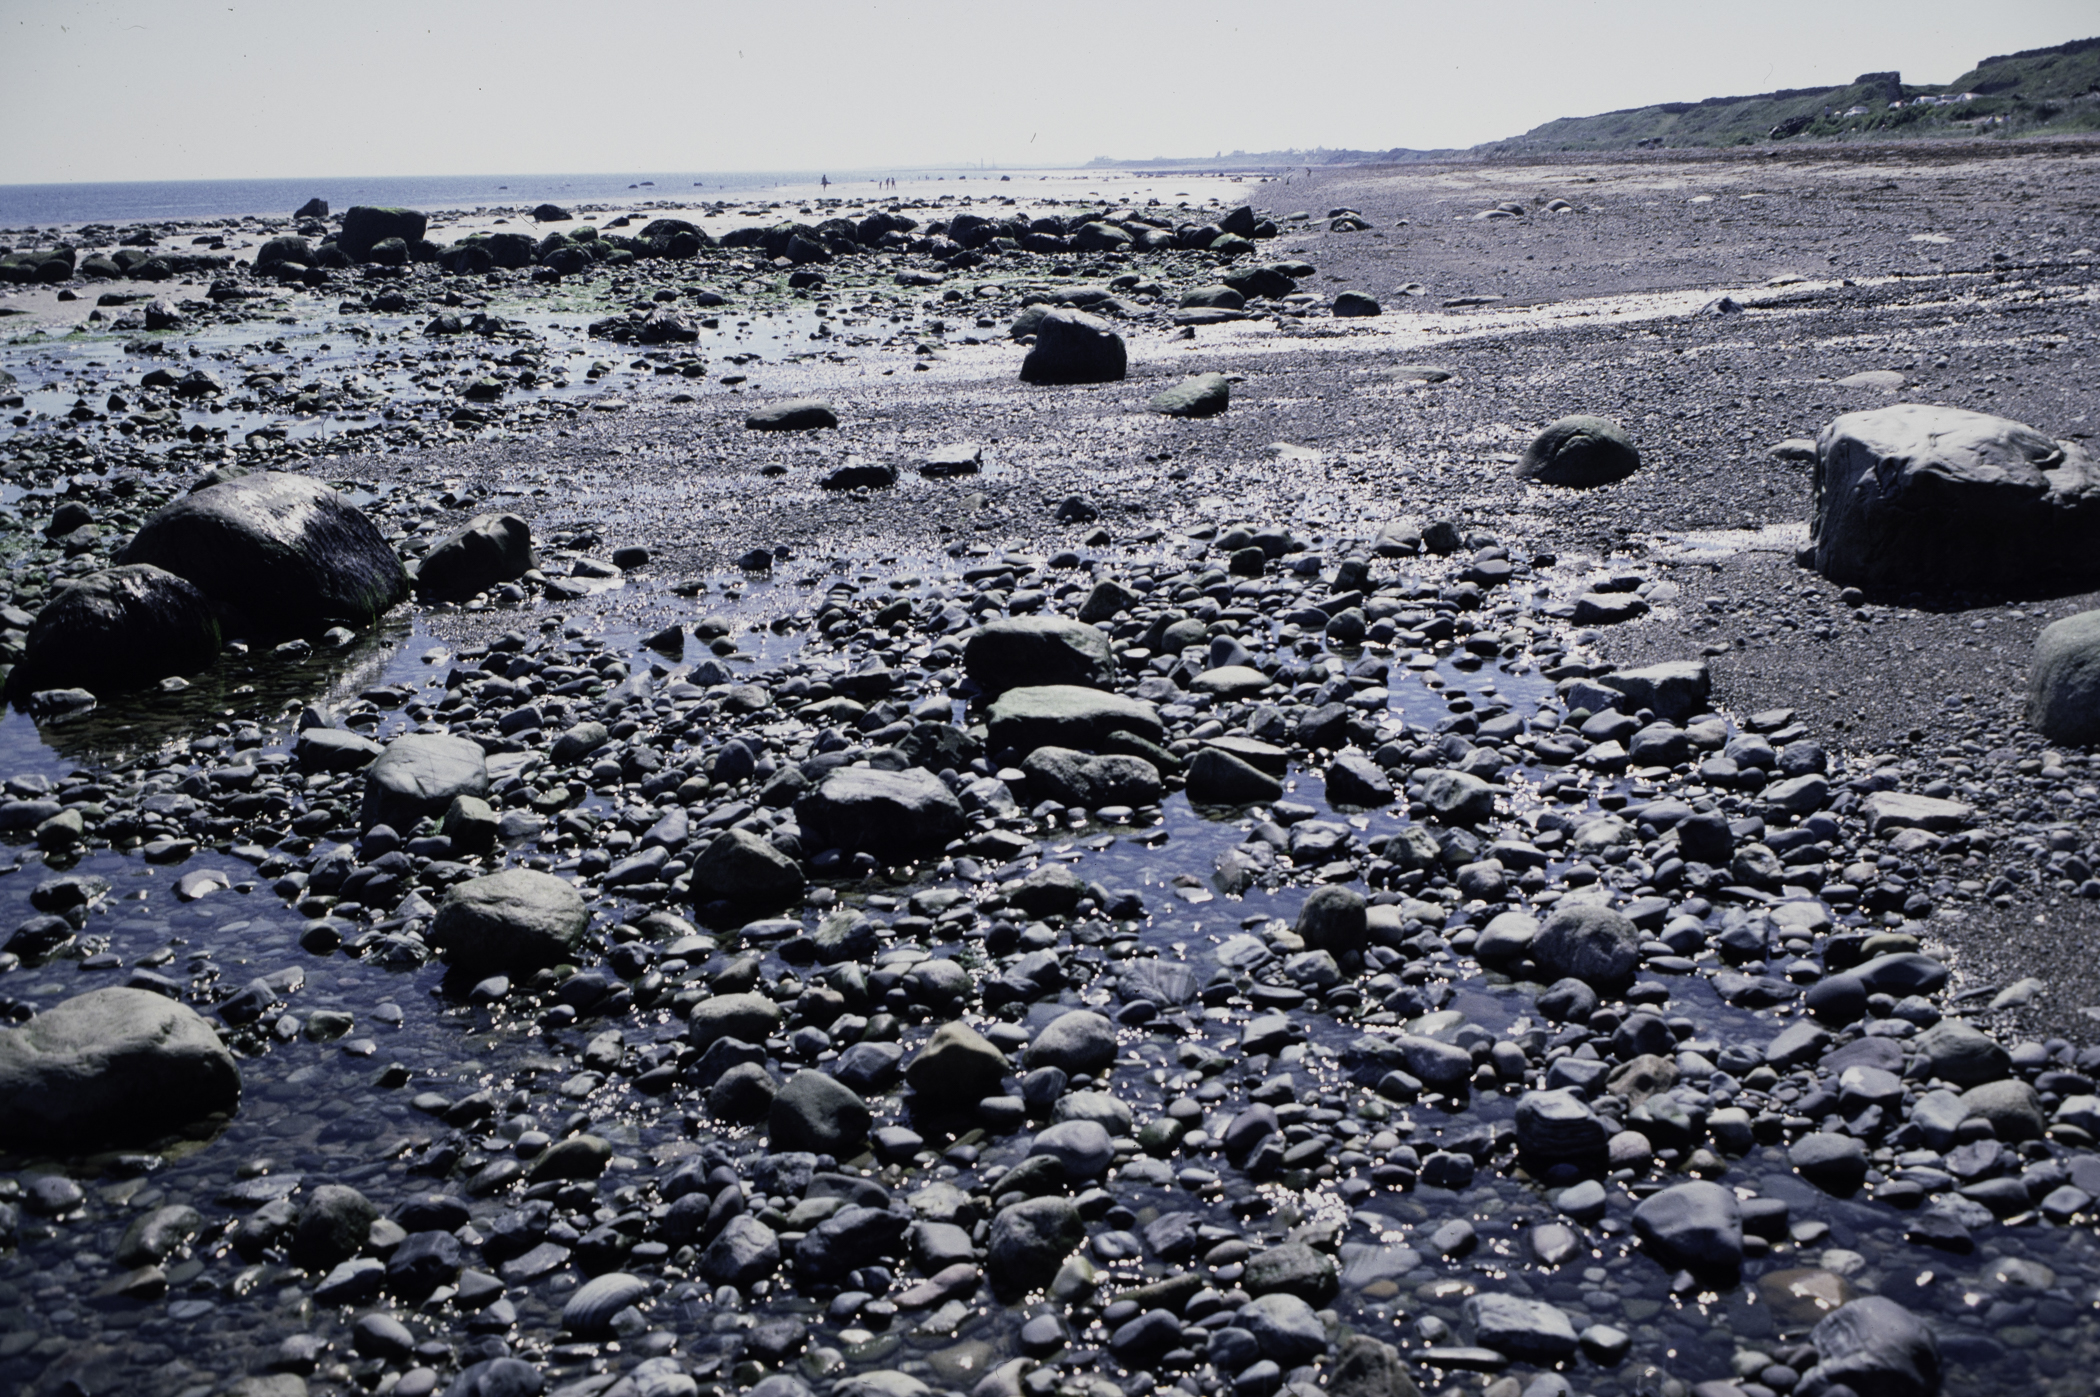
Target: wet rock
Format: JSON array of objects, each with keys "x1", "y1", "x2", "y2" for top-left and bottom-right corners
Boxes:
[
  {"x1": 445, "y1": 1358, "x2": 544, "y2": 1397},
  {"x1": 986, "y1": 685, "x2": 1163, "y2": 754},
  {"x1": 9, "y1": 564, "x2": 219, "y2": 697},
  {"x1": 362, "y1": 733, "x2": 490, "y2": 832},
  {"x1": 340, "y1": 206, "x2": 429, "y2": 259},
  {"x1": 689, "y1": 828, "x2": 806, "y2": 910},
  {"x1": 1029, "y1": 1120, "x2": 1114, "y2": 1178},
  {"x1": 429, "y1": 870, "x2": 589, "y2": 975},
  {"x1": 1959, "y1": 1078, "x2": 2045, "y2": 1141},
  {"x1": 563, "y1": 1271, "x2": 649, "y2": 1338},
  {"x1": 1325, "y1": 753, "x2": 1394, "y2": 806},
  {"x1": 1516, "y1": 416, "x2": 1641, "y2": 487},
  {"x1": 1242, "y1": 1240, "x2": 1339, "y2": 1305},
  {"x1": 1599, "y1": 660, "x2": 1710, "y2": 723},
  {"x1": 1018, "y1": 310, "x2": 1126, "y2": 384},
  {"x1": 1326, "y1": 1335, "x2": 1422, "y2": 1397},
  {"x1": 795, "y1": 1204, "x2": 908, "y2": 1282},
  {"x1": 1185, "y1": 747, "x2": 1284, "y2": 804},
  {"x1": 1790, "y1": 1132, "x2": 1869, "y2": 1193},
  {"x1": 1802, "y1": 1296, "x2": 1940, "y2": 1397},
  {"x1": 1631, "y1": 1181, "x2": 1742, "y2": 1270},
  {"x1": 745, "y1": 399, "x2": 838, "y2": 431},
  {"x1": 770, "y1": 1069, "x2": 872, "y2": 1155},
  {"x1": 688, "y1": 993, "x2": 784, "y2": 1048},
  {"x1": 1024, "y1": 1010, "x2": 1117, "y2": 1076},
  {"x1": 1460, "y1": 1293, "x2": 1579, "y2": 1362},
  {"x1": 699, "y1": 1214, "x2": 780, "y2": 1288},
  {"x1": 1809, "y1": 403, "x2": 2100, "y2": 593},
  {"x1": 710, "y1": 1061, "x2": 778, "y2": 1123},
  {"x1": 1419, "y1": 770, "x2": 1496, "y2": 824},
  {"x1": 1333, "y1": 292, "x2": 1382, "y2": 317},
  {"x1": 116, "y1": 472, "x2": 406, "y2": 639},
  {"x1": 987, "y1": 1196, "x2": 1084, "y2": 1295},
  {"x1": 116, "y1": 1203, "x2": 204, "y2": 1267},
  {"x1": 963, "y1": 617, "x2": 1117, "y2": 693},
  {"x1": 0, "y1": 986, "x2": 241, "y2": 1151},
  {"x1": 1240, "y1": 1292, "x2": 1329, "y2": 1363},
  {"x1": 1514, "y1": 1089, "x2": 1609, "y2": 1163},
  {"x1": 1148, "y1": 373, "x2": 1230, "y2": 418},
  {"x1": 1021, "y1": 747, "x2": 1161, "y2": 808},
  {"x1": 290, "y1": 1184, "x2": 379, "y2": 1271},
  {"x1": 1532, "y1": 904, "x2": 1641, "y2": 987},
  {"x1": 295, "y1": 727, "x2": 384, "y2": 774},
  {"x1": 1914, "y1": 1019, "x2": 2009, "y2": 1086},
  {"x1": 795, "y1": 767, "x2": 965, "y2": 864},
  {"x1": 2026, "y1": 609, "x2": 2100, "y2": 743},
  {"x1": 415, "y1": 514, "x2": 537, "y2": 602},
  {"x1": 906, "y1": 1021, "x2": 1009, "y2": 1101},
  {"x1": 1296, "y1": 885, "x2": 1368, "y2": 954}
]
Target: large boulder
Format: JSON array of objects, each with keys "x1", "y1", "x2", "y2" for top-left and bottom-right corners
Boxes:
[
  {"x1": 340, "y1": 206, "x2": 429, "y2": 260},
  {"x1": 362, "y1": 733, "x2": 490, "y2": 832},
  {"x1": 0, "y1": 987, "x2": 240, "y2": 1151},
  {"x1": 795, "y1": 767, "x2": 965, "y2": 864},
  {"x1": 429, "y1": 870, "x2": 589, "y2": 975},
  {"x1": 905, "y1": 1021, "x2": 1009, "y2": 1102},
  {"x1": 2027, "y1": 609, "x2": 2100, "y2": 743},
  {"x1": 1020, "y1": 747, "x2": 1161, "y2": 809},
  {"x1": 9, "y1": 565, "x2": 220, "y2": 697},
  {"x1": 964, "y1": 617, "x2": 1117, "y2": 693},
  {"x1": 1808, "y1": 404, "x2": 2100, "y2": 594},
  {"x1": 415, "y1": 513, "x2": 536, "y2": 602},
  {"x1": 1019, "y1": 310, "x2": 1126, "y2": 385},
  {"x1": 1515, "y1": 416, "x2": 1641, "y2": 487},
  {"x1": 1631, "y1": 1181, "x2": 1743, "y2": 1270},
  {"x1": 1598, "y1": 660, "x2": 1710, "y2": 723},
  {"x1": 1024, "y1": 1009, "x2": 1117, "y2": 1076},
  {"x1": 115, "y1": 472, "x2": 408, "y2": 640},
  {"x1": 986, "y1": 685, "x2": 1163, "y2": 756}
]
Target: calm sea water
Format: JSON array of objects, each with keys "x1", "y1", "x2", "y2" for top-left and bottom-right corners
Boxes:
[{"x1": 0, "y1": 168, "x2": 1060, "y2": 228}]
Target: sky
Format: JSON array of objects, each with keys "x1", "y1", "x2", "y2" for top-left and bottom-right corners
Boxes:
[{"x1": 1, "y1": 0, "x2": 2094, "y2": 184}]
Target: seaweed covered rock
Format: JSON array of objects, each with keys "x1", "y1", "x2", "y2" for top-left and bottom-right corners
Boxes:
[{"x1": 9, "y1": 564, "x2": 219, "y2": 697}]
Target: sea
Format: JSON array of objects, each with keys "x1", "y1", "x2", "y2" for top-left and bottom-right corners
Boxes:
[{"x1": 0, "y1": 167, "x2": 1210, "y2": 230}]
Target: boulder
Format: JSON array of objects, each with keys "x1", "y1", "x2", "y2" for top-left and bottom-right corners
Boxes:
[
  {"x1": 1019, "y1": 310, "x2": 1126, "y2": 385},
  {"x1": 688, "y1": 992, "x2": 784, "y2": 1049},
  {"x1": 1513, "y1": 1089, "x2": 1609, "y2": 1163},
  {"x1": 362, "y1": 733, "x2": 489, "y2": 832},
  {"x1": 415, "y1": 513, "x2": 536, "y2": 602},
  {"x1": 1148, "y1": 374, "x2": 1230, "y2": 418},
  {"x1": 769, "y1": 1070, "x2": 871, "y2": 1155},
  {"x1": 2026, "y1": 609, "x2": 2100, "y2": 742},
  {"x1": 905, "y1": 1021, "x2": 1009, "y2": 1102},
  {"x1": 699, "y1": 1214, "x2": 780, "y2": 1289},
  {"x1": 1459, "y1": 1293, "x2": 1579, "y2": 1362},
  {"x1": 1516, "y1": 416, "x2": 1641, "y2": 487},
  {"x1": 1809, "y1": 403, "x2": 2100, "y2": 593},
  {"x1": 963, "y1": 617, "x2": 1117, "y2": 693},
  {"x1": 986, "y1": 685, "x2": 1163, "y2": 756},
  {"x1": 1296, "y1": 885, "x2": 1367, "y2": 954},
  {"x1": 794, "y1": 767, "x2": 965, "y2": 864},
  {"x1": 986, "y1": 1196, "x2": 1084, "y2": 1296},
  {"x1": 9, "y1": 565, "x2": 219, "y2": 697},
  {"x1": 1419, "y1": 769, "x2": 1496, "y2": 824},
  {"x1": 1598, "y1": 660, "x2": 1710, "y2": 723},
  {"x1": 0, "y1": 987, "x2": 240, "y2": 1151},
  {"x1": 1240, "y1": 1292, "x2": 1330, "y2": 1364},
  {"x1": 745, "y1": 399, "x2": 838, "y2": 432},
  {"x1": 1913, "y1": 1020, "x2": 2009, "y2": 1087},
  {"x1": 688, "y1": 828, "x2": 806, "y2": 910},
  {"x1": 429, "y1": 870, "x2": 589, "y2": 975},
  {"x1": 340, "y1": 206, "x2": 429, "y2": 260},
  {"x1": 1802, "y1": 1296, "x2": 1940, "y2": 1397},
  {"x1": 1024, "y1": 1010, "x2": 1117, "y2": 1076},
  {"x1": 1532, "y1": 904, "x2": 1641, "y2": 987},
  {"x1": 1029, "y1": 1119, "x2": 1114, "y2": 1178},
  {"x1": 1185, "y1": 747, "x2": 1283, "y2": 804},
  {"x1": 1020, "y1": 747, "x2": 1161, "y2": 808},
  {"x1": 1241, "y1": 1240, "x2": 1338, "y2": 1305},
  {"x1": 1332, "y1": 292, "x2": 1382, "y2": 317},
  {"x1": 1631, "y1": 1181, "x2": 1742, "y2": 1270},
  {"x1": 115, "y1": 472, "x2": 407, "y2": 639}
]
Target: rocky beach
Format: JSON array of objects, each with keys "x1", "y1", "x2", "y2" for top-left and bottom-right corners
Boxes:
[{"x1": 0, "y1": 138, "x2": 2097, "y2": 1397}]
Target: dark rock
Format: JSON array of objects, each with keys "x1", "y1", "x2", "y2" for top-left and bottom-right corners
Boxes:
[
  {"x1": 9, "y1": 565, "x2": 219, "y2": 697},
  {"x1": 1148, "y1": 374, "x2": 1230, "y2": 417},
  {"x1": 906, "y1": 1021, "x2": 1009, "y2": 1101},
  {"x1": 689, "y1": 828, "x2": 806, "y2": 910},
  {"x1": 1810, "y1": 403, "x2": 2100, "y2": 593},
  {"x1": 1802, "y1": 1296, "x2": 1940, "y2": 1397},
  {"x1": 0, "y1": 987, "x2": 241, "y2": 1151},
  {"x1": 1516, "y1": 415, "x2": 1641, "y2": 487},
  {"x1": 964, "y1": 617, "x2": 1117, "y2": 693},
  {"x1": 415, "y1": 514, "x2": 536, "y2": 602},
  {"x1": 2027, "y1": 609, "x2": 2100, "y2": 743},
  {"x1": 290, "y1": 1185, "x2": 378, "y2": 1271},
  {"x1": 1186, "y1": 747, "x2": 1284, "y2": 804},
  {"x1": 1632, "y1": 1181, "x2": 1743, "y2": 1270},
  {"x1": 795, "y1": 767, "x2": 965, "y2": 864},
  {"x1": 1333, "y1": 292, "x2": 1382, "y2": 317},
  {"x1": 986, "y1": 1196, "x2": 1084, "y2": 1296},
  {"x1": 340, "y1": 207, "x2": 429, "y2": 260},
  {"x1": 430, "y1": 870, "x2": 589, "y2": 975},
  {"x1": 362, "y1": 733, "x2": 489, "y2": 832},
  {"x1": 745, "y1": 400, "x2": 838, "y2": 432},
  {"x1": 1296, "y1": 885, "x2": 1368, "y2": 954},
  {"x1": 1533, "y1": 904, "x2": 1641, "y2": 987},
  {"x1": 770, "y1": 1070, "x2": 871, "y2": 1155},
  {"x1": 1019, "y1": 310, "x2": 1126, "y2": 385},
  {"x1": 115, "y1": 472, "x2": 406, "y2": 639}
]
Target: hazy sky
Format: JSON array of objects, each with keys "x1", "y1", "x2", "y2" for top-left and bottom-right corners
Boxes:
[{"x1": 2, "y1": 0, "x2": 2092, "y2": 183}]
